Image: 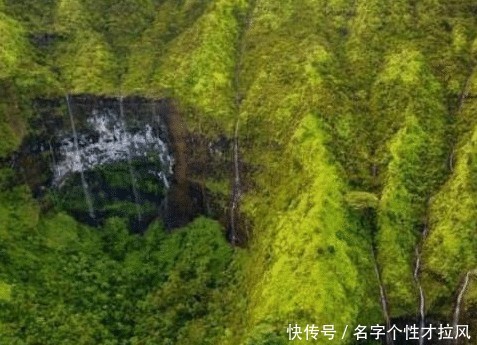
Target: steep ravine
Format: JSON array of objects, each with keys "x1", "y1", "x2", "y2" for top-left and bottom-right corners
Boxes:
[{"x1": 227, "y1": 0, "x2": 255, "y2": 246}]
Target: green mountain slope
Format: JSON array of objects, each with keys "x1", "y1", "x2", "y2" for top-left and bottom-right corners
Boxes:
[{"x1": 1, "y1": 0, "x2": 477, "y2": 344}]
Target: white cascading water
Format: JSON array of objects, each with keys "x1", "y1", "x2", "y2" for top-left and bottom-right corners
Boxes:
[
  {"x1": 413, "y1": 224, "x2": 429, "y2": 345},
  {"x1": 65, "y1": 94, "x2": 96, "y2": 219},
  {"x1": 118, "y1": 96, "x2": 142, "y2": 222},
  {"x1": 55, "y1": 100, "x2": 174, "y2": 193},
  {"x1": 453, "y1": 271, "x2": 474, "y2": 344},
  {"x1": 371, "y1": 247, "x2": 394, "y2": 345}
]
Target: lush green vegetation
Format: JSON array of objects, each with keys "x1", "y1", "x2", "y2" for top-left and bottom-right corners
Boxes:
[
  {"x1": 1, "y1": 0, "x2": 477, "y2": 344},
  {"x1": 0, "y1": 173, "x2": 233, "y2": 344},
  {"x1": 374, "y1": 50, "x2": 449, "y2": 316}
]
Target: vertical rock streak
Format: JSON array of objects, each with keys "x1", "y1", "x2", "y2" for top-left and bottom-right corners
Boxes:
[{"x1": 66, "y1": 94, "x2": 95, "y2": 219}]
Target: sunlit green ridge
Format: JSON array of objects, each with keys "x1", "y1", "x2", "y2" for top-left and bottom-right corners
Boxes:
[{"x1": 0, "y1": 0, "x2": 477, "y2": 344}]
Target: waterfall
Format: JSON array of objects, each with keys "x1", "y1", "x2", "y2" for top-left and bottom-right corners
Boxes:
[
  {"x1": 414, "y1": 266, "x2": 426, "y2": 345},
  {"x1": 151, "y1": 101, "x2": 173, "y2": 219},
  {"x1": 453, "y1": 271, "x2": 474, "y2": 344},
  {"x1": 54, "y1": 97, "x2": 172, "y2": 189},
  {"x1": 371, "y1": 247, "x2": 394, "y2": 345},
  {"x1": 228, "y1": 2, "x2": 254, "y2": 244},
  {"x1": 413, "y1": 224, "x2": 429, "y2": 345},
  {"x1": 229, "y1": 119, "x2": 241, "y2": 244},
  {"x1": 118, "y1": 96, "x2": 142, "y2": 222},
  {"x1": 152, "y1": 105, "x2": 173, "y2": 190},
  {"x1": 66, "y1": 94, "x2": 95, "y2": 219}
]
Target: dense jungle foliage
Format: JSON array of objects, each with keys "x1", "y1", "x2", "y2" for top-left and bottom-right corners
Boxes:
[{"x1": 1, "y1": 0, "x2": 477, "y2": 344}]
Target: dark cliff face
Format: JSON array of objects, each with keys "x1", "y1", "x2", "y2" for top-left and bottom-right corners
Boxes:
[
  {"x1": 12, "y1": 95, "x2": 231, "y2": 232},
  {"x1": 160, "y1": 101, "x2": 205, "y2": 229},
  {"x1": 161, "y1": 101, "x2": 236, "y2": 231}
]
